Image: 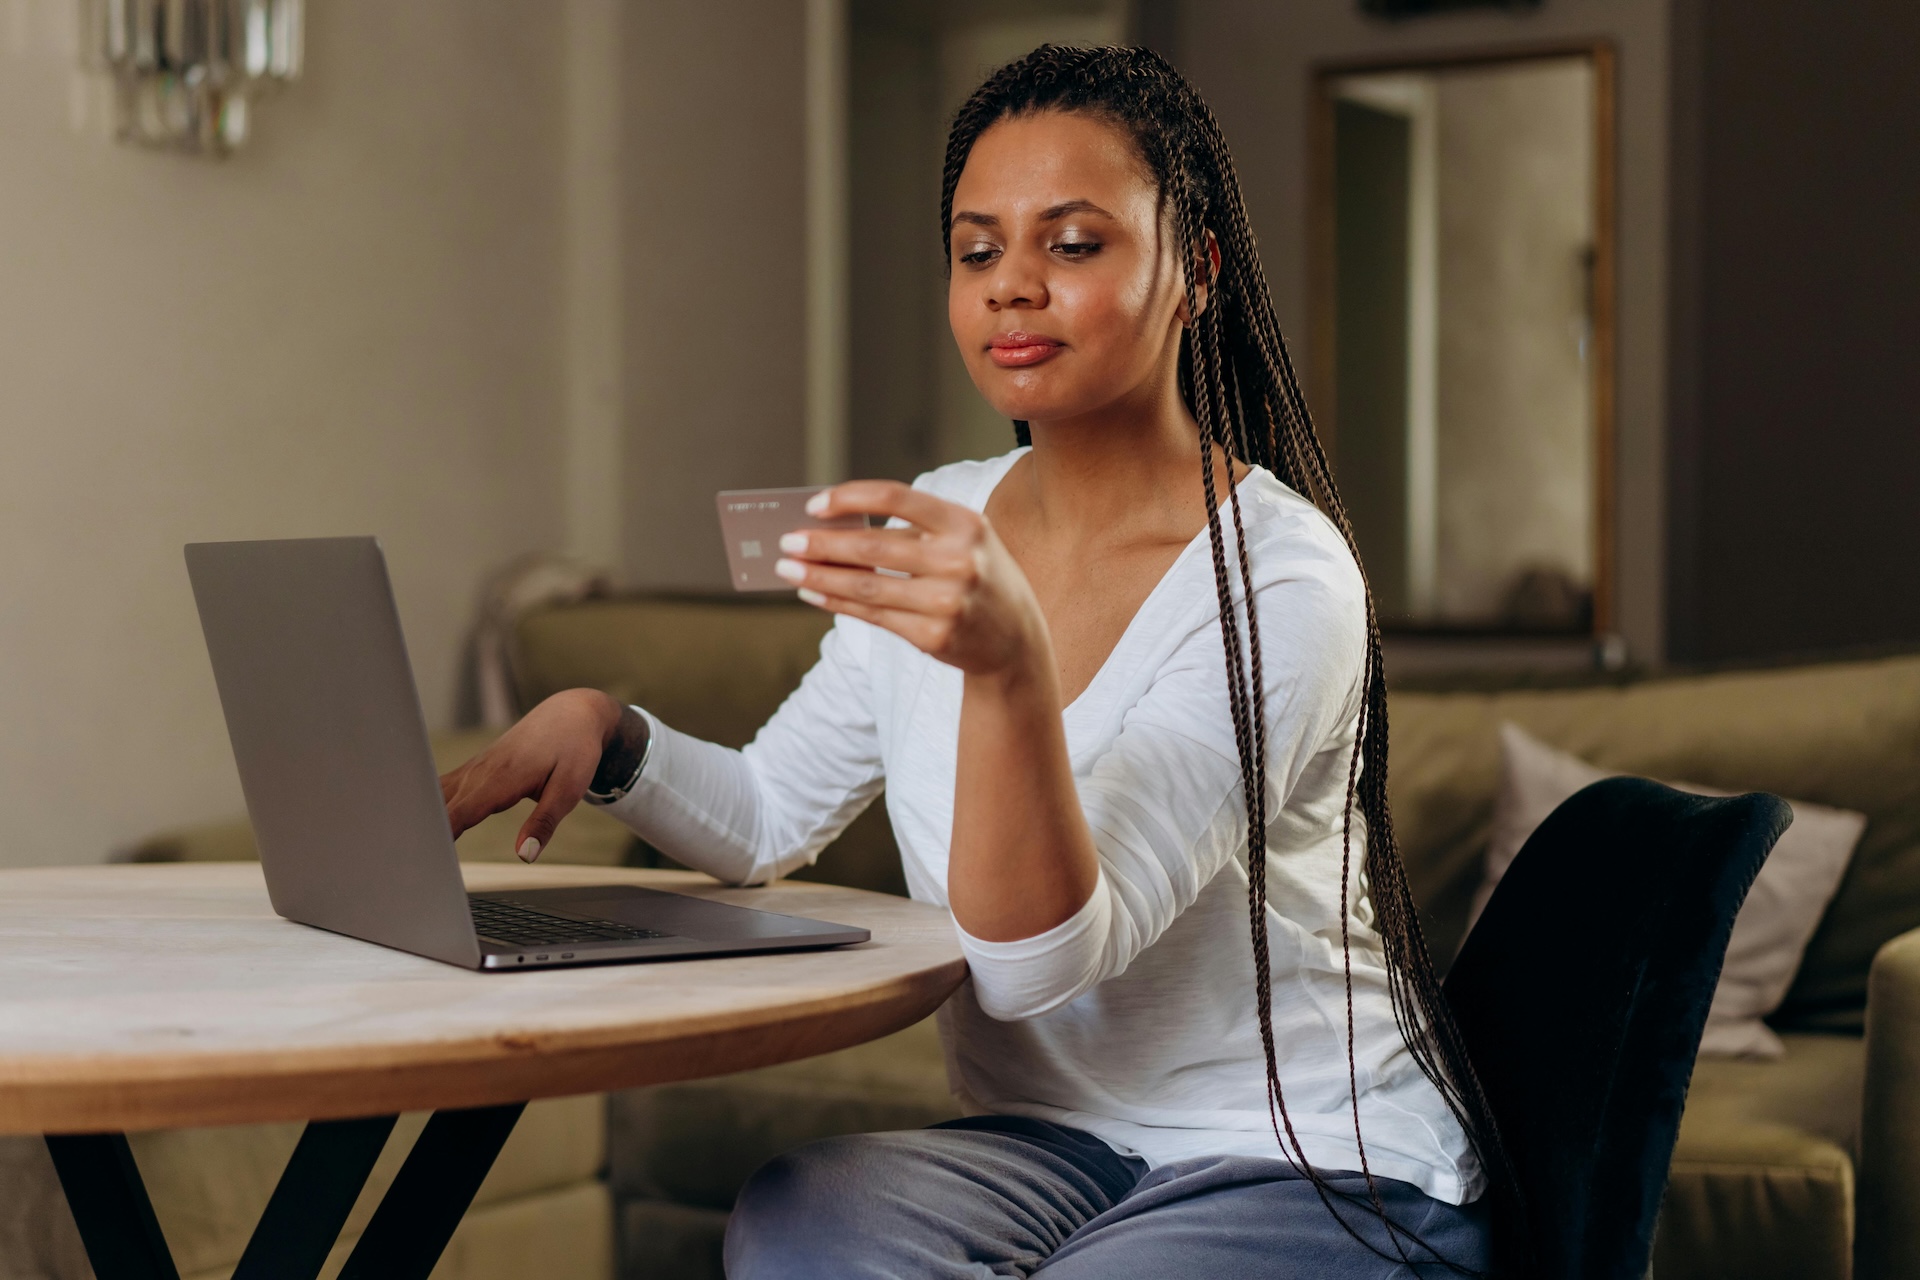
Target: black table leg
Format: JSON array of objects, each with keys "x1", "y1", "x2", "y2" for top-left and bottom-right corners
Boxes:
[
  {"x1": 44, "y1": 1133, "x2": 180, "y2": 1280},
  {"x1": 337, "y1": 1102, "x2": 528, "y2": 1280},
  {"x1": 46, "y1": 1101, "x2": 525, "y2": 1280},
  {"x1": 231, "y1": 1114, "x2": 399, "y2": 1280}
]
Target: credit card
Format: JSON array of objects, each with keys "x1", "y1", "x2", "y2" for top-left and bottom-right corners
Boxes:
[{"x1": 716, "y1": 486, "x2": 869, "y2": 592}]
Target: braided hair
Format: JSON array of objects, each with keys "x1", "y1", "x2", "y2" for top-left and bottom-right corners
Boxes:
[{"x1": 941, "y1": 45, "x2": 1520, "y2": 1270}]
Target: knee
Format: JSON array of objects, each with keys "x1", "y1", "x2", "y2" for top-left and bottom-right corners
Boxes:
[{"x1": 725, "y1": 1136, "x2": 872, "y2": 1280}]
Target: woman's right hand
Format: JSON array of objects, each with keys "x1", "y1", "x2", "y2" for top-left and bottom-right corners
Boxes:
[{"x1": 439, "y1": 688, "x2": 622, "y2": 862}]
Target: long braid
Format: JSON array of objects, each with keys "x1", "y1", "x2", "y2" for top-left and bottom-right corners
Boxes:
[
  {"x1": 1198, "y1": 88, "x2": 1513, "y2": 1224},
  {"x1": 942, "y1": 45, "x2": 1523, "y2": 1274},
  {"x1": 1182, "y1": 100, "x2": 1425, "y2": 1273}
]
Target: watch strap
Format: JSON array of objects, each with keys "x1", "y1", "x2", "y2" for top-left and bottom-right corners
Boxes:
[{"x1": 584, "y1": 704, "x2": 652, "y2": 805}]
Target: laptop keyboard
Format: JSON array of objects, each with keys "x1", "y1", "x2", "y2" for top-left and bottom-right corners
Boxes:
[{"x1": 469, "y1": 897, "x2": 672, "y2": 948}]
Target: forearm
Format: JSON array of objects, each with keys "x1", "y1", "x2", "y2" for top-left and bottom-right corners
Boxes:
[
  {"x1": 601, "y1": 624, "x2": 887, "y2": 886},
  {"x1": 949, "y1": 662, "x2": 1101, "y2": 942},
  {"x1": 602, "y1": 710, "x2": 887, "y2": 890},
  {"x1": 600, "y1": 713, "x2": 806, "y2": 885}
]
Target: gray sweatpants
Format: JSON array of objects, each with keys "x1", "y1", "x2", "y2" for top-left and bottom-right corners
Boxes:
[{"x1": 724, "y1": 1116, "x2": 1490, "y2": 1279}]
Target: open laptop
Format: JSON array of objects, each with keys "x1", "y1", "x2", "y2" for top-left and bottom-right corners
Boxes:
[{"x1": 184, "y1": 536, "x2": 870, "y2": 971}]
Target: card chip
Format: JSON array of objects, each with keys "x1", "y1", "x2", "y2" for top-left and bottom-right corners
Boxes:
[{"x1": 717, "y1": 486, "x2": 865, "y2": 591}]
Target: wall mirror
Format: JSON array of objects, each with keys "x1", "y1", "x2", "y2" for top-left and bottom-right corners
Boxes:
[{"x1": 1312, "y1": 46, "x2": 1615, "y2": 635}]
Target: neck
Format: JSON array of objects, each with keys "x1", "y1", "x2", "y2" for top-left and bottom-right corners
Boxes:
[{"x1": 1015, "y1": 350, "x2": 1234, "y2": 538}]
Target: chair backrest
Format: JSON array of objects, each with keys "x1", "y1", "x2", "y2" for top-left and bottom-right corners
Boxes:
[{"x1": 1444, "y1": 776, "x2": 1791, "y2": 1280}]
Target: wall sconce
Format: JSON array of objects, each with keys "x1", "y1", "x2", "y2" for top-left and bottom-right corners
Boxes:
[{"x1": 83, "y1": 0, "x2": 303, "y2": 154}]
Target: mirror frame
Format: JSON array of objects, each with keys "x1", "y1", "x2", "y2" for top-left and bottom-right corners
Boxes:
[{"x1": 1308, "y1": 40, "x2": 1618, "y2": 637}]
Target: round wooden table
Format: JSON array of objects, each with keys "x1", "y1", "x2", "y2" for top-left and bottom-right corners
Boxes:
[{"x1": 0, "y1": 862, "x2": 966, "y2": 1280}]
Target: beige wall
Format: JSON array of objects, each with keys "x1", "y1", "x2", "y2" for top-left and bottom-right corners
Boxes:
[
  {"x1": 1178, "y1": 0, "x2": 1673, "y2": 662},
  {"x1": 0, "y1": 1, "x2": 568, "y2": 866},
  {"x1": 0, "y1": 0, "x2": 1682, "y2": 868},
  {"x1": 618, "y1": 0, "x2": 811, "y2": 589}
]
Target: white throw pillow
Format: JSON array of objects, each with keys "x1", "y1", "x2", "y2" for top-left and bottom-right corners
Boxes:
[{"x1": 1465, "y1": 722, "x2": 1866, "y2": 1059}]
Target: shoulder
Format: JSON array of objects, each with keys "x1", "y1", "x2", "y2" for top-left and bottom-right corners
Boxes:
[
  {"x1": 1141, "y1": 470, "x2": 1370, "y2": 756},
  {"x1": 1194, "y1": 470, "x2": 1369, "y2": 698},
  {"x1": 909, "y1": 448, "x2": 1028, "y2": 512},
  {"x1": 1234, "y1": 469, "x2": 1366, "y2": 615}
]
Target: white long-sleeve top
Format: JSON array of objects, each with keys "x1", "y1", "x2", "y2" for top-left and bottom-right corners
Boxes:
[{"x1": 602, "y1": 448, "x2": 1481, "y2": 1204}]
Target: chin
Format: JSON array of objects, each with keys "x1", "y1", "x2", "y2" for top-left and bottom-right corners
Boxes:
[
  {"x1": 973, "y1": 372, "x2": 1096, "y2": 425},
  {"x1": 988, "y1": 399, "x2": 1061, "y2": 423}
]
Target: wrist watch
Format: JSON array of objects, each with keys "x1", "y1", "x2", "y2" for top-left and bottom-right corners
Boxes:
[{"x1": 584, "y1": 704, "x2": 652, "y2": 806}]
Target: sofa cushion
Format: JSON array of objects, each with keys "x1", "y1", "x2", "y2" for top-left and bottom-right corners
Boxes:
[
  {"x1": 1472, "y1": 723, "x2": 1866, "y2": 1057},
  {"x1": 177, "y1": 1180, "x2": 613, "y2": 1280},
  {"x1": 1655, "y1": 1033, "x2": 1861, "y2": 1280},
  {"x1": 131, "y1": 1095, "x2": 606, "y2": 1277},
  {"x1": 1390, "y1": 654, "x2": 1920, "y2": 1030},
  {"x1": 608, "y1": 1016, "x2": 959, "y2": 1211},
  {"x1": 616, "y1": 1199, "x2": 728, "y2": 1280},
  {"x1": 515, "y1": 599, "x2": 832, "y2": 752},
  {"x1": 0, "y1": 1136, "x2": 91, "y2": 1278},
  {"x1": 0, "y1": 1098, "x2": 609, "y2": 1280}
]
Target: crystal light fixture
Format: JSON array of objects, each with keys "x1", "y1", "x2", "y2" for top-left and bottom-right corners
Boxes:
[{"x1": 84, "y1": 0, "x2": 304, "y2": 155}]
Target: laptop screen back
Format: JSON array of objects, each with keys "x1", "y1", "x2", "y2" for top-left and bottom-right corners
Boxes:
[{"x1": 185, "y1": 537, "x2": 481, "y2": 968}]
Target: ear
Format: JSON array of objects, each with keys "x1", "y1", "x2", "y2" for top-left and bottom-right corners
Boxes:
[{"x1": 1176, "y1": 230, "x2": 1222, "y2": 326}]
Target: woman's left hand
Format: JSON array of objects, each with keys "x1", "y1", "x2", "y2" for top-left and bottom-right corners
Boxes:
[{"x1": 774, "y1": 481, "x2": 1052, "y2": 687}]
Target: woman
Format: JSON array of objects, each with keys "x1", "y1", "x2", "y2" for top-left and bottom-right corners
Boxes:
[{"x1": 444, "y1": 45, "x2": 1506, "y2": 1278}]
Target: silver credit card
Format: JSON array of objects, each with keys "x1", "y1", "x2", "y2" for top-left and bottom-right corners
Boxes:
[{"x1": 716, "y1": 486, "x2": 869, "y2": 592}]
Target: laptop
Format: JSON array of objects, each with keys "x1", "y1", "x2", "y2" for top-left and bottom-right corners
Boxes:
[{"x1": 184, "y1": 536, "x2": 871, "y2": 971}]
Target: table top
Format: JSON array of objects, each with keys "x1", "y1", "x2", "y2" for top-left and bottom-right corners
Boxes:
[{"x1": 0, "y1": 862, "x2": 967, "y2": 1135}]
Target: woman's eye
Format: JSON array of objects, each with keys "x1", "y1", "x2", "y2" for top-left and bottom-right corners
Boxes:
[
  {"x1": 1054, "y1": 240, "x2": 1102, "y2": 258},
  {"x1": 958, "y1": 247, "x2": 999, "y2": 267}
]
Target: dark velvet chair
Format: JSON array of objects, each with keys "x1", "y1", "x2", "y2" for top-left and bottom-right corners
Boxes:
[{"x1": 1445, "y1": 777, "x2": 1792, "y2": 1279}]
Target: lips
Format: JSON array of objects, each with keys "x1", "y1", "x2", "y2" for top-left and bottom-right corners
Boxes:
[{"x1": 987, "y1": 331, "x2": 1064, "y2": 368}]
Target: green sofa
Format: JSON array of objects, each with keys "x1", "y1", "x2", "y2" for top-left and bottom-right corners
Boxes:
[
  {"x1": 507, "y1": 596, "x2": 1920, "y2": 1280},
  {"x1": 43, "y1": 596, "x2": 1917, "y2": 1280}
]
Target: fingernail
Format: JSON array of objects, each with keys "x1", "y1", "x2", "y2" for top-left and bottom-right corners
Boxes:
[
  {"x1": 805, "y1": 490, "x2": 829, "y2": 516},
  {"x1": 778, "y1": 531, "x2": 808, "y2": 554},
  {"x1": 774, "y1": 557, "x2": 806, "y2": 583},
  {"x1": 517, "y1": 837, "x2": 541, "y2": 863},
  {"x1": 797, "y1": 587, "x2": 826, "y2": 606}
]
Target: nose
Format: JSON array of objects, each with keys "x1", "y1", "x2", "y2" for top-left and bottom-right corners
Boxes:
[{"x1": 983, "y1": 243, "x2": 1049, "y2": 312}]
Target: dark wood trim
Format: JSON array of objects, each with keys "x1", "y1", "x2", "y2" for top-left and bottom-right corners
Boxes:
[
  {"x1": 1308, "y1": 38, "x2": 1620, "y2": 640},
  {"x1": 1662, "y1": 0, "x2": 1707, "y2": 663},
  {"x1": 1311, "y1": 36, "x2": 1617, "y2": 79},
  {"x1": 1381, "y1": 621, "x2": 1594, "y2": 640},
  {"x1": 1589, "y1": 42, "x2": 1619, "y2": 636},
  {"x1": 1307, "y1": 67, "x2": 1340, "y2": 466}
]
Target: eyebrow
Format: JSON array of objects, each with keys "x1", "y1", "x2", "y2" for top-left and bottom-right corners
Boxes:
[{"x1": 951, "y1": 199, "x2": 1117, "y2": 229}]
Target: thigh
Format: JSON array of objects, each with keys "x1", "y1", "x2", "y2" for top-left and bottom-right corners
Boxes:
[
  {"x1": 1034, "y1": 1158, "x2": 1491, "y2": 1280},
  {"x1": 725, "y1": 1119, "x2": 1144, "y2": 1280}
]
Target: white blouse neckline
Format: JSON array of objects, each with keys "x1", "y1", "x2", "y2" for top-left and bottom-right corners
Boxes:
[{"x1": 966, "y1": 446, "x2": 1268, "y2": 723}]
